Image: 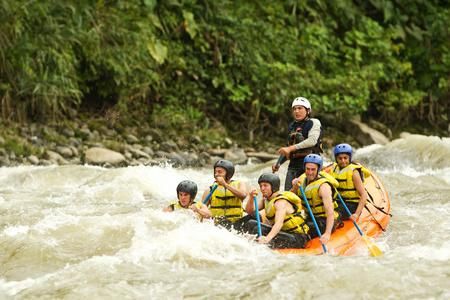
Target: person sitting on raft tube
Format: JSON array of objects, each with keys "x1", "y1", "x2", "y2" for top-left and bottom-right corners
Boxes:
[
  {"x1": 291, "y1": 154, "x2": 341, "y2": 244},
  {"x1": 245, "y1": 173, "x2": 310, "y2": 249},
  {"x1": 330, "y1": 143, "x2": 369, "y2": 222},
  {"x1": 163, "y1": 180, "x2": 203, "y2": 213},
  {"x1": 272, "y1": 97, "x2": 323, "y2": 191},
  {"x1": 200, "y1": 159, "x2": 248, "y2": 229}
]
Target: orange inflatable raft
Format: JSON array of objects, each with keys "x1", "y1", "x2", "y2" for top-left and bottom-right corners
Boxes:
[{"x1": 276, "y1": 166, "x2": 391, "y2": 256}]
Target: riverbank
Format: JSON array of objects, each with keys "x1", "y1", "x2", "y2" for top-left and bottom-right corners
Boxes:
[
  {"x1": 0, "y1": 114, "x2": 407, "y2": 168},
  {"x1": 0, "y1": 116, "x2": 275, "y2": 167}
]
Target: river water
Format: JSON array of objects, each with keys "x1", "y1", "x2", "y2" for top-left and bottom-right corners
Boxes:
[{"x1": 0, "y1": 134, "x2": 449, "y2": 299}]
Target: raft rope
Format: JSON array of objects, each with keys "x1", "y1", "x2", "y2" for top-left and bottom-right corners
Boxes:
[
  {"x1": 366, "y1": 189, "x2": 392, "y2": 217},
  {"x1": 363, "y1": 189, "x2": 392, "y2": 232},
  {"x1": 364, "y1": 205, "x2": 386, "y2": 232}
]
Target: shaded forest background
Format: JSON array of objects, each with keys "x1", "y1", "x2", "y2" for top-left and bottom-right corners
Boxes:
[{"x1": 1, "y1": 0, "x2": 449, "y2": 146}]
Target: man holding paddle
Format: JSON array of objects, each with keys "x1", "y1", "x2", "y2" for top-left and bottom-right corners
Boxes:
[
  {"x1": 199, "y1": 159, "x2": 248, "y2": 229},
  {"x1": 245, "y1": 173, "x2": 310, "y2": 249},
  {"x1": 291, "y1": 154, "x2": 341, "y2": 245}
]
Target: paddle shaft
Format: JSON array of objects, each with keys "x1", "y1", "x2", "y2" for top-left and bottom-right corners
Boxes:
[
  {"x1": 253, "y1": 196, "x2": 262, "y2": 237},
  {"x1": 202, "y1": 184, "x2": 218, "y2": 205},
  {"x1": 336, "y1": 193, "x2": 363, "y2": 235},
  {"x1": 276, "y1": 155, "x2": 284, "y2": 166},
  {"x1": 336, "y1": 191, "x2": 383, "y2": 257},
  {"x1": 299, "y1": 185, "x2": 327, "y2": 253}
]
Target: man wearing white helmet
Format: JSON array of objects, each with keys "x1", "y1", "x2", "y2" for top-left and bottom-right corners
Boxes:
[{"x1": 272, "y1": 97, "x2": 323, "y2": 190}]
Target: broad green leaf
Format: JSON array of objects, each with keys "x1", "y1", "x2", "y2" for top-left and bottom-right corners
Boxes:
[
  {"x1": 143, "y1": 0, "x2": 157, "y2": 10},
  {"x1": 182, "y1": 11, "x2": 198, "y2": 39},
  {"x1": 149, "y1": 14, "x2": 163, "y2": 31},
  {"x1": 147, "y1": 40, "x2": 168, "y2": 65}
]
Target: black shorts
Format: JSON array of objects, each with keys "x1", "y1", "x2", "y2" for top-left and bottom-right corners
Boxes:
[
  {"x1": 307, "y1": 215, "x2": 343, "y2": 239},
  {"x1": 285, "y1": 165, "x2": 304, "y2": 191},
  {"x1": 238, "y1": 215, "x2": 310, "y2": 249},
  {"x1": 337, "y1": 202, "x2": 359, "y2": 220}
]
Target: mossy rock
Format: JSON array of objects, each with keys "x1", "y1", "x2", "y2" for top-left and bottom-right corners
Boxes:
[
  {"x1": 102, "y1": 139, "x2": 126, "y2": 153},
  {"x1": 86, "y1": 119, "x2": 105, "y2": 132},
  {"x1": 3, "y1": 136, "x2": 41, "y2": 157},
  {"x1": 41, "y1": 127, "x2": 69, "y2": 145}
]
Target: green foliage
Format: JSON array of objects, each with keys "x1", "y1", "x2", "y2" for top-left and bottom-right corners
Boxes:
[
  {"x1": 151, "y1": 104, "x2": 204, "y2": 130},
  {"x1": 0, "y1": 0, "x2": 449, "y2": 136},
  {"x1": 0, "y1": 1, "x2": 82, "y2": 120},
  {"x1": 41, "y1": 127, "x2": 68, "y2": 145},
  {"x1": 3, "y1": 136, "x2": 39, "y2": 157},
  {"x1": 102, "y1": 139, "x2": 125, "y2": 153}
]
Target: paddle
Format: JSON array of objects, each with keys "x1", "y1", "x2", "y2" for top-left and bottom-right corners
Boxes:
[
  {"x1": 202, "y1": 184, "x2": 218, "y2": 205},
  {"x1": 299, "y1": 185, "x2": 327, "y2": 254},
  {"x1": 276, "y1": 155, "x2": 284, "y2": 165},
  {"x1": 336, "y1": 192, "x2": 383, "y2": 257},
  {"x1": 272, "y1": 156, "x2": 284, "y2": 173},
  {"x1": 253, "y1": 196, "x2": 262, "y2": 237}
]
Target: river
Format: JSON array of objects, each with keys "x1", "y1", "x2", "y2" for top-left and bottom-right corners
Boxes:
[{"x1": 0, "y1": 133, "x2": 449, "y2": 299}]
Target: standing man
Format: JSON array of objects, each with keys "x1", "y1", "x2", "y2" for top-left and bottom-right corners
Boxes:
[
  {"x1": 291, "y1": 154, "x2": 340, "y2": 245},
  {"x1": 272, "y1": 97, "x2": 323, "y2": 191}
]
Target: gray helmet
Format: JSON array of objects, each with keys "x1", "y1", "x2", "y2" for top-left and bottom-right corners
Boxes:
[
  {"x1": 214, "y1": 159, "x2": 235, "y2": 180},
  {"x1": 258, "y1": 173, "x2": 280, "y2": 193},
  {"x1": 176, "y1": 180, "x2": 198, "y2": 200}
]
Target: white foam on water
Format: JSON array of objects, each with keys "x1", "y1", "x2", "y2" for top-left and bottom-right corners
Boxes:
[
  {"x1": 0, "y1": 277, "x2": 36, "y2": 297},
  {"x1": 115, "y1": 208, "x2": 273, "y2": 267},
  {"x1": 354, "y1": 143, "x2": 384, "y2": 156},
  {"x1": 1, "y1": 140, "x2": 450, "y2": 299},
  {"x1": 32, "y1": 212, "x2": 82, "y2": 233},
  {"x1": 355, "y1": 134, "x2": 450, "y2": 172},
  {"x1": 2, "y1": 225, "x2": 30, "y2": 237},
  {"x1": 403, "y1": 242, "x2": 450, "y2": 261}
]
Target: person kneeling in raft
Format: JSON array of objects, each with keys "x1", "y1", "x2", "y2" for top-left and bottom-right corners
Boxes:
[
  {"x1": 245, "y1": 173, "x2": 310, "y2": 249},
  {"x1": 200, "y1": 159, "x2": 248, "y2": 230}
]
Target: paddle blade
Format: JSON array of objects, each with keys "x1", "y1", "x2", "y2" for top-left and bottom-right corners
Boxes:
[{"x1": 363, "y1": 235, "x2": 383, "y2": 257}]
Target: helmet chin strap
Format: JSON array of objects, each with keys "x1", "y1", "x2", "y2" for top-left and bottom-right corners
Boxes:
[
  {"x1": 261, "y1": 187, "x2": 273, "y2": 200},
  {"x1": 314, "y1": 170, "x2": 320, "y2": 180},
  {"x1": 267, "y1": 187, "x2": 275, "y2": 199}
]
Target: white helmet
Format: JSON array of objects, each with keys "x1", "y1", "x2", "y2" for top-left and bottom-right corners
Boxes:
[{"x1": 291, "y1": 97, "x2": 311, "y2": 112}]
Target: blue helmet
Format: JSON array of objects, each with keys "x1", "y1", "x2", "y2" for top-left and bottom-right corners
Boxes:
[
  {"x1": 333, "y1": 143, "x2": 353, "y2": 161},
  {"x1": 303, "y1": 154, "x2": 323, "y2": 171}
]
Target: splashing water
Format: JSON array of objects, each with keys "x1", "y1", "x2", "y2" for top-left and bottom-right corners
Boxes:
[{"x1": 1, "y1": 134, "x2": 450, "y2": 299}]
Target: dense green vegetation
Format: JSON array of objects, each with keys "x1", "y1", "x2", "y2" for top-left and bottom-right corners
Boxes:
[{"x1": 1, "y1": 0, "x2": 449, "y2": 142}]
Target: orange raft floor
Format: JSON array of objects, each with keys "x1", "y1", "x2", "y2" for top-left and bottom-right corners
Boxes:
[{"x1": 276, "y1": 167, "x2": 391, "y2": 256}]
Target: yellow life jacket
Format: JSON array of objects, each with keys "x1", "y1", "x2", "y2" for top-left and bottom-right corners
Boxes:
[
  {"x1": 169, "y1": 201, "x2": 201, "y2": 211},
  {"x1": 297, "y1": 171, "x2": 339, "y2": 219},
  {"x1": 331, "y1": 162, "x2": 371, "y2": 203},
  {"x1": 360, "y1": 165, "x2": 371, "y2": 179},
  {"x1": 210, "y1": 180, "x2": 244, "y2": 223},
  {"x1": 264, "y1": 191, "x2": 309, "y2": 234}
]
